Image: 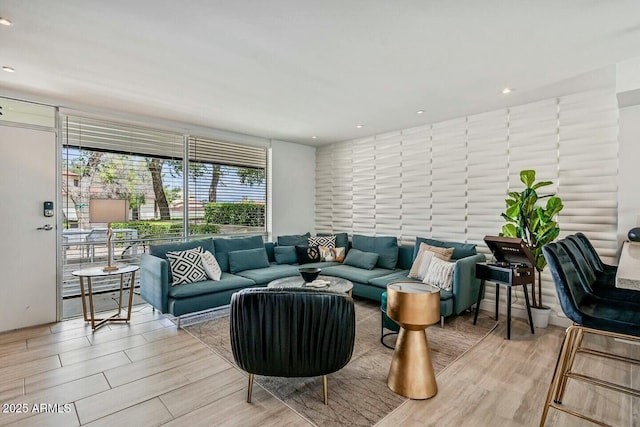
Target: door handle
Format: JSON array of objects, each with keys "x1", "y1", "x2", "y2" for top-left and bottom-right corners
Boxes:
[{"x1": 37, "y1": 224, "x2": 53, "y2": 231}]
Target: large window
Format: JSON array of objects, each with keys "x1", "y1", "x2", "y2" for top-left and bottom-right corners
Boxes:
[{"x1": 60, "y1": 115, "x2": 268, "y2": 302}]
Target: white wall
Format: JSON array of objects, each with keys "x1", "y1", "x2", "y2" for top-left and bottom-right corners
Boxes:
[
  {"x1": 270, "y1": 140, "x2": 316, "y2": 238},
  {"x1": 618, "y1": 104, "x2": 640, "y2": 247}
]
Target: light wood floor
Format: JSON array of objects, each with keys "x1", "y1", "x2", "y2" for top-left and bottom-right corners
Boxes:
[{"x1": 0, "y1": 305, "x2": 637, "y2": 426}]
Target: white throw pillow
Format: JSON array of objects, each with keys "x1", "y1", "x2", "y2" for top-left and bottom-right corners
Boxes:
[
  {"x1": 423, "y1": 256, "x2": 455, "y2": 291},
  {"x1": 416, "y1": 251, "x2": 435, "y2": 281},
  {"x1": 201, "y1": 250, "x2": 222, "y2": 281},
  {"x1": 408, "y1": 242, "x2": 453, "y2": 279}
]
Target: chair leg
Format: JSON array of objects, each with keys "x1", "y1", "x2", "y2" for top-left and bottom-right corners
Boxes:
[
  {"x1": 540, "y1": 325, "x2": 576, "y2": 426},
  {"x1": 247, "y1": 373, "x2": 254, "y2": 403},
  {"x1": 554, "y1": 327, "x2": 583, "y2": 404},
  {"x1": 440, "y1": 316, "x2": 444, "y2": 328},
  {"x1": 322, "y1": 375, "x2": 328, "y2": 405}
]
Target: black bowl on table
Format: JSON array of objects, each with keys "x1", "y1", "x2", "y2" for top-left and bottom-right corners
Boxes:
[{"x1": 299, "y1": 267, "x2": 321, "y2": 283}]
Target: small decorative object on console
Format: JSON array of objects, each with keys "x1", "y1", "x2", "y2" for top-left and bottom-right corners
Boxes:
[
  {"x1": 307, "y1": 279, "x2": 331, "y2": 288},
  {"x1": 299, "y1": 267, "x2": 321, "y2": 282},
  {"x1": 628, "y1": 227, "x2": 640, "y2": 243}
]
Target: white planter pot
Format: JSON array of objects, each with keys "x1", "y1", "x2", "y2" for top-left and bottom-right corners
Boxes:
[{"x1": 530, "y1": 306, "x2": 551, "y2": 329}]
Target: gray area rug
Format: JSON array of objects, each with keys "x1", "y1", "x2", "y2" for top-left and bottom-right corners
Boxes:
[{"x1": 185, "y1": 299, "x2": 497, "y2": 426}]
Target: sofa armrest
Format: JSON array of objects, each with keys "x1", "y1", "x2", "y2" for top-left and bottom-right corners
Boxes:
[
  {"x1": 452, "y1": 253, "x2": 486, "y2": 315},
  {"x1": 140, "y1": 253, "x2": 170, "y2": 313}
]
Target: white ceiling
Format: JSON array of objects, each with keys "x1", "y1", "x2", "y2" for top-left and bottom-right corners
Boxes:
[{"x1": 1, "y1": 1, "x2": 639, "y2": 145}]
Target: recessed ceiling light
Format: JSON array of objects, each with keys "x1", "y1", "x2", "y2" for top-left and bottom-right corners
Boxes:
[
  {"x1": 502, "y1": 87, "x2": 514, "y2": 94},
  {"x1": 2, "y1": 66, "x2": 15, "y2": 73},
  {"x1": 0, "y1": 18, "x2": 12, "y2": 26},
  {"x1": 355, "y1": 124, "x2": 364, "y2": 129},
  {"x1": 416, "y1": 110, "x2": 425, "y2": 114},
  {"x1": 311, "y1": 136, "x2": 317, "y2": 139}
]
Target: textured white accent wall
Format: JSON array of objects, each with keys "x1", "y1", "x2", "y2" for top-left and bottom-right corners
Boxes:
[{"x1": 316, "y1": 89, "x2": 619, "y2": 316}]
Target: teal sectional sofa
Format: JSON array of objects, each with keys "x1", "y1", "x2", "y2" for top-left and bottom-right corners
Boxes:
[{"x1": 139, "y1": 233, "x2": 485, "y2": 326}]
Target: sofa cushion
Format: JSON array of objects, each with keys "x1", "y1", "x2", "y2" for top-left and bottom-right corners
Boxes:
[
  {"x1": 321, "y1": 264, "x2": 392, "y2": 284},
  {"x1": 228, "y1": 247, "x2": 270, "y2": 273},
  {"x1": 166, "y1": 247, "x2": 208, "y2": 285},
  {"x1": 319, "y1": 232, "x2": 349, "y2": 251},
  {"x1": 343, "y1": 248, "x2": 379, "y2": 270},
  {"x1": 201, "y1": 251, "x2": 222, "y2": 281},
  {"x1": 320, "y1": 246, "x2": 346, "y2": 262},
  {"x1": 295, "y1": 245, "x2": 321, "y2": 264},
  {"x1": 415, "y1": 237, "x2": 476, "y2": 261},
  {"x1": 235, "y1": 264, "x2": 300, "y2": 285},
  {"x1": 368, "y1": 270, "x2": 415, "y2": 289},
  {"x1": 214, "y1": 235, "x2": 265, "y2": 272},
  {"x1": 423, "y1": 257, "x2": 455, "y2": 291},
  {"x1": 168, "y1": 273, "x2": 255, "y2": 299},
  {"x1": 150, "y1": 238, "x2": 216, "y2": 260},
  {"x1": 274, "y1": 246, "x2": 298, "y2": 264},
  {"x1": 352, "y1": 235, "x2": 399, "y2": 269},
  {"x1": 295, "y1": 260, "x2": 341, "y2": 269},
  {"x1": 308, "y1": 235, "x2": 336, "y2": 248},
  {"x1": 264, "y1": 242, "x2": 276, "y2": 263},
  {"x1": 277, "y1": 232, "x2": 311, "y2": 246},
  {"x1": 409, "y1": 243, "x2": 453, "y2": 279}
]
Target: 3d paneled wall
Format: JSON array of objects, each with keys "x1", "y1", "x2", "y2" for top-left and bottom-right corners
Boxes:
[{"x1": 315, "y1": 89, "x2": 618, "y2": 310}]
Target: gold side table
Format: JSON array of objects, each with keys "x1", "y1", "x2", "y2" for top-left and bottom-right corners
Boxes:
[
  {"x1": 71, "y1": 264, "x2": 139, "y2": 330},
  {"x1": 386, "y1": 281, "x2": 441, "y2": 399}
]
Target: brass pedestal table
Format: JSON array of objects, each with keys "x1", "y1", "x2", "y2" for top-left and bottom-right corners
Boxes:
[{"x1": 386, "y1": 281, "x2": 441, "y2": 399}]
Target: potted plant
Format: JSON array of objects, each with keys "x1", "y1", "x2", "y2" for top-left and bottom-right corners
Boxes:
[{"x1": 500, "y1": 170, "x2": 564, "y2": 327}]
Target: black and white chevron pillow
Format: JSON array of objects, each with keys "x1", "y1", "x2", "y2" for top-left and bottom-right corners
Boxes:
[
  {"x1": 167, "y1": 247, "x2": 207, "y2": 285},
  {"x1": 308, "y1": 235, "x2": 336, "y2": 248}
]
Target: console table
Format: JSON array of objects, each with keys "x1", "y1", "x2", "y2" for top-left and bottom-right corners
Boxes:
[{"x1": 474, "y1": 263, "x2": 535, "y2": 339}]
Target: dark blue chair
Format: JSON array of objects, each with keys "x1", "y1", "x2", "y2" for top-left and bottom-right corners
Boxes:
[
  {"x1": 540, "y1": 242, "x2": 640, "y2": 426},
  {"x1": 568, "y1": 233, "x2": 618, "y2": 287},
  {"x1": 558, "y1": 238, "x2": 640, "y2": 304},
  {"x1": 229, "y1": 288, "x2": 356, "y2": 405}
]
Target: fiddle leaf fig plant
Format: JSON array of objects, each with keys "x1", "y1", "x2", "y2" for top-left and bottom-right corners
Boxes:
[{"x1": 500, "y1": 169, "x2": 564, "y2": 308}]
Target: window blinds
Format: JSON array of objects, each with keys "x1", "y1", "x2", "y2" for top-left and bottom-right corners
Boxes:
[{"x1": 62, "y1": 115, "x2": 183, "y2": 158}]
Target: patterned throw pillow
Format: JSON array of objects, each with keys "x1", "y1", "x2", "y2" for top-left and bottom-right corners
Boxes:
[
  {"x1": 201, "y1": 250, "x2": 222, "y2": 281},
  {"x1": 408, "y1": 242, "x2": 453, "y2": 279},
  {"x1": 166, "y1": 247, "x2": 207, "y2": 286},
  {"x1": 295, "y1": 245, "x2": 321, "y2": 264},
  {"x1": 308, "y1": 235, "x2": 336, "y2": 249},
  {"x1": 319, "y1": 246, "x2": 346, "y2": 262},
  {"x1": 422, "y1": 257, "x2": 455, "y2": 291}
]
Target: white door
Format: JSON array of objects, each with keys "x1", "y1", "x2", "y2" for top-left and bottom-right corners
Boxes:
[{"x1": 0, "y1": 103, "x2": 58, "y2": 332}]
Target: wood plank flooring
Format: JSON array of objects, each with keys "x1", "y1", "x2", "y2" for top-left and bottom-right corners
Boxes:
[{"x1": 0, "y1": 304, "x2": 637, "y2": 426}]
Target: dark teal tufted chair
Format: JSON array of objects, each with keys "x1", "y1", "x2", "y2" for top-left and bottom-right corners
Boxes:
[{"x1": 229, "y1": 287, "x2": 356, "y2": 405}]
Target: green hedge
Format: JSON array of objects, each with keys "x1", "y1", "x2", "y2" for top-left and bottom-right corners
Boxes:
[
  {"x1": 204, "y1": 202, "x2": 265, "y2": 227},
  {"x1": 112, "y1": 221, "x2": 220, "y2": 236}
]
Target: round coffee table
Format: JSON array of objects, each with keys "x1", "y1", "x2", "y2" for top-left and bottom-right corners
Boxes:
[
  {"x1": 386, "y1": 281, "x2": 441, "y2": 399},
  {"x1": 268, "y1": 275, "x2": 353, "y2": 296}
]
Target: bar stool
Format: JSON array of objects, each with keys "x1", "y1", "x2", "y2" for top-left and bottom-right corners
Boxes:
[
  {"x1": 540, "y1": 242, "x2": 640, "y2": 426},
  {"x1": 559, "y1": 239, "x2": 640, "y2": 304}
]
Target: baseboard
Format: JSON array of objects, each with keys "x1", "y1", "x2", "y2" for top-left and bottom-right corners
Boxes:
[{"x1": 478, "y1": 300, "x2": 572, "y2": 328}]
